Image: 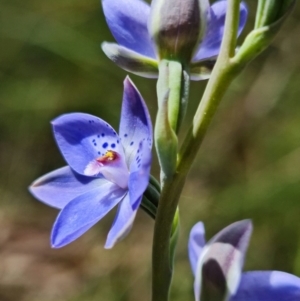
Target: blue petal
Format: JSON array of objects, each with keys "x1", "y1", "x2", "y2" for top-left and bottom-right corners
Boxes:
[
  {"x1": 29, "y1": 166, "x2": 107, "y2": 209},
  {"x1": 52, "y1": 113, "x2": 125, "y2": 176},
  {"x1": 188, "y1": 222, "x2": 206, "y2": 276},
  {"x1": 105, "y1": 193, "x2": 138, "y2": 249},
  {"x1": 192, "y1": 1, "x2": 248, "y2": 62},
  {"x1": 51, "y1": 182, "x2": 126, "y2": 248},
  {"x1": 105, "y1": 141, "x2": 152, "y2": 248},
  {"x1": 102, "y1": 0, "x2": 156, "y2": 58},
  {"x1": 231, "y1": 271, "x2": 300, "y2": 301},
  {"x1": 119, "y1": 77, "x2": 153, "y2": 166},
  {"x1": 128, "y1": 140, "x2": 152, "y2": 208}
]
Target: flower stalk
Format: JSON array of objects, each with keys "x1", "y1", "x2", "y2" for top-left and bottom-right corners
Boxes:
[
  {"x1": 152, "y1": 1, "x2": 245, "y2": 300},
  {"x1": 178, "y1": 0, "x2": 244, "y2": 175}
]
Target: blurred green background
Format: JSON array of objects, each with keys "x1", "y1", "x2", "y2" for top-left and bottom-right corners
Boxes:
[{"x1": 0, "y1": 1, "x2": 300, "y2": 300}]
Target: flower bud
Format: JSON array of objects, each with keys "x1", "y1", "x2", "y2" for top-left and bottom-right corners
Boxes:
[
  {"x1": 234, "y1": 0, "x2": 295, "y2": 66},
  {"x1": 149, "y1": 0, "x2": 209, "y2": 63},
  {"x1": 197, "y1": 220, "x2": 253, "y2": 301}
]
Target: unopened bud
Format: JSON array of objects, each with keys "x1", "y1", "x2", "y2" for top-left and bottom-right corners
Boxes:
[
  {"x1": 196, "y1": 220, "x2": 253, "y2": 301},
  {"x1": 149, "y1": 0, "x2": 209, "y2": 63}
]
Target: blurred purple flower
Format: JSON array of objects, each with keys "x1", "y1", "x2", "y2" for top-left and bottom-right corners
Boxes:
[
  {"x1": 189, "y1": 220, "x2": 300, "y2": 301},
  {"x1": 101, "y1": 0, "x2": 248, "y2": 80},
  {"x1": 30, "y1": 77, "x2": 152, "y2": 249}
]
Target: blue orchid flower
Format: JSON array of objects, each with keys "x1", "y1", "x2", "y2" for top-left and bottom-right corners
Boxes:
[
  {"x1": 30, "y1": 77, "x2": 152, "y2": 249},
  {"x1": 101, "y1": 0, "x2": 248, "y2": 80},
  {"x1": 189, "y1": 220, "x2": 300, "y2": 301}
]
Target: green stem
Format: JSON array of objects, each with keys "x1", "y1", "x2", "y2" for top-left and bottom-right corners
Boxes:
[
  {"x1": 178, "y1": 0, "x2": 243, "y2": 175},
  {"x1": 152, "y1": 174, "x2": 185, "y2": 301},
  {"x1": 169, "y1": 208, "x2": 180, "y2": 266},
  {"x1": 152, "y1": 1, "x2": 243, "y2": 301}
]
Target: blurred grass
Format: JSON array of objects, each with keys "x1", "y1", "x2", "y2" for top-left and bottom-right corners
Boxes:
[{"x1": 0, "y1": 1, "x2": 300, "y2": 300}]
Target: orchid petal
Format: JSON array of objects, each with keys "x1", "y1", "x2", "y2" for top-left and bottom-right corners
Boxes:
[
  {"x1": 51, "y1": 182, "x2": 126, "y2": 248},
  {"x1": 188, "y1": 222, "x2": 206, "y2": 276},
  {"x1": 52, "y1": 113, "x2": 126, "y2": 177},
  {"x1": 29, "y1": 166, "x2": 107, "y2": 209},
  {"x1": 104, "y1": 140, "x2": 152, "y2": 249},
  {"x1": 231, "y1": 271, "x2": 300, "y2": 301},
  {"x1": 194, "y1": 220, "x2": 252, "y2": 301},
  {"x1": 101, "y1": 42, "x2": 159, "y2": 78},
  {"x1": 119, "y1": 77, "x2": 153, "y2": 166},
  {"x1": 105, "y1": 193, "x2": 138, "y2": 249},
  {"x1": 192, "y1": 1, "x2": 248, "y2": 62},
  {"x1": 102, "y1": 0, "x2": 155, "y2": 58},
  {"x1": 128, "y1": 140, "x2": 152, "y2": 208}
]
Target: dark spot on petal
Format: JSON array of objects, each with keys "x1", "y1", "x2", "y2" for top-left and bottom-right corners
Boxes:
[
  {"x1": 102, "y1": 142, "x2": 108, "y2": 148},
  {"x1": 94, "y1": 143, "x2": 97, "y2": 146},
  {"x1": 124, "y1": 134, "x2": 128, "y2": 137},
  {"x1": 97, "y1": 135, "x2": 100, "y2": 138},
  {"x1": 117, "y1": 140, "x2": 119, "y2": 144},
  {"x1": 111, "y1": 143, "x2": 116, "y2": 149},
  {"x1": 101, "y1": 133, "x2": 105, "y2": 137},
  {"x1": 130, "y1": 141, "x2": 134, "y2": 146},
  {"x1": 98, "y1": 151, "x2": 101, "y2": 155}
]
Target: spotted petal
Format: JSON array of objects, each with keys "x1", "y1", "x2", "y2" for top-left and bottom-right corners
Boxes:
[
  {"x1": 105, "y1": 140, "x2": 151, "y2": 248},
  {"x1": 52, "y1": 113, "x2": 125, "y2": 177},
  {"x1": 29, "y1": 166, "x2": 107, "y2": 209},
  {"x1": 192, "y1": 1, "x2": 248, "y2": 62},
  {"x1": 51, "y1": 182, "x2": 126, "y2": 248},
  {"x1": 119, "y1": 77, "x2": 153, "y2": 166},
  {"x1": 188, "y1": 222, "x2": 206, "y2": 276},
  {"x1": 231, "y1": 271, "x2": 300, "y2": 301},
  {"x1": 102, "y1": 0, "x2": 155, "y2": 58},
  {"x1": 128, "y1": 140, "x2": 152, "y2": 208}
]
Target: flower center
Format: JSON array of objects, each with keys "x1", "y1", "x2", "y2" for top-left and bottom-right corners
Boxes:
[
  {"x1": 84, "y1": 150, "x2": 129, "y2": 189},
  {"x1": 96, "y1": 150, "x2": 118, "y2": 164}
]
